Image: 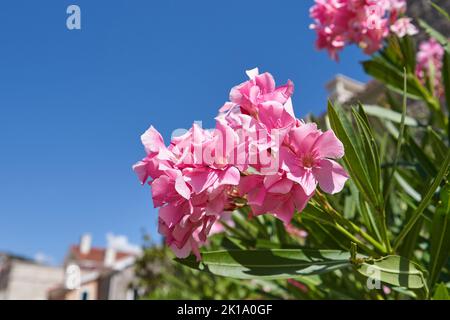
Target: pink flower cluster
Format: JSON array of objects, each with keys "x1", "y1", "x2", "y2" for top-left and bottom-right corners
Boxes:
[
  {"x1": 134, "y1": 69, "x2": 349, "y2": 259},
  {"x1": 310, "y1": 0, "x2": 418, "y2": 60},
  {"x1": 416, "y1": 38, "x2": 445, "y2": 97}
]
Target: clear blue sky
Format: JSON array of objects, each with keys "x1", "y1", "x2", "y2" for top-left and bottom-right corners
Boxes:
[{"x1": 0, "y1": 0, "x2": 369, "y2": 264}]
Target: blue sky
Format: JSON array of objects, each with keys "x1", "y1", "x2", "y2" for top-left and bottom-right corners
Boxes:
[{"x1": 0, "y1": 0, "x2": 369, "y2": 264}]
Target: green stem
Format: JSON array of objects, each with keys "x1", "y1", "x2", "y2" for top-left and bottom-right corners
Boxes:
[
  {"x1": 380, "y1": 68, "x2": 408, "y2": 254},
  {"x1": 380, "y1": 208, "x2": 393, "y2": 254},
  {"x1": 333, "y1": 223, "x2": 378, "y2": 257},
  {"x1": 315, "y1": 192, "x2": 387, "y2": 255},
  {"x1": 347, "y1": 219, "x2": 388, "y2": 255}
]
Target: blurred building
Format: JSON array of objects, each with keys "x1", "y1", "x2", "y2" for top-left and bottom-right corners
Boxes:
[
  {"x1": 326, "y1": 75, "x2": 366, "y2": 105},
  {"x1": 48, "y1": 234, "x2": 141, "y2": 300},
  {"x1": 0, "y1": 253, "x2": 63, "y2": 300}
]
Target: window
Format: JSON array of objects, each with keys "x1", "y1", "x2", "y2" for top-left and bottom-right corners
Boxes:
[{"x1": 81, "y1": 290, "x2": 89, "y2": 300}]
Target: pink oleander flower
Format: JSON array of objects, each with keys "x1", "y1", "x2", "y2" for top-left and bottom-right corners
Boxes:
[
  {"x1": 229, "y1": 68, "x2": 294, "y2": 117},
  {"x1": 280, "y1": 122, "x2": 349, "y2": 196},
  {"x1": 390, "y1": 18, "x2": 418, "y2": 38},
  {"x1": 238, "y1": 173, "x2": 311, "y2": 223},
  {"x1": 310, "y1": 0, "x2": 415, "y2": 60},
  {"x1": 416, "y1": 38, "x2": 445, "y2": 97},
  {"x1": 133, "y1": 126, "x2": 172, "y2": 185},
  {"x1": 287, "y1": 279, "x2": 309, "y2": 293},
  {"x1": 221, "y1": 69, "x2": 298, "y2": 174},
  {"x1": 207, "y1": 211, "x2": 235, "y2": 236},
  {"x1": 134, "y1": 69, "x2": 349, "y2": 260},
  {"x1": 285, "y1": 224, "x2": 309, "y2": 239},
  {"x1": 133, "y1": 124, "x2": 241, "y2": 260}
]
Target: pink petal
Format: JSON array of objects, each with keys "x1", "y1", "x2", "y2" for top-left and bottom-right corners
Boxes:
[
  {"x1": 170, "y1": 241, "x2": 192, "y2": 259},
  {"x1": 280, "y1": 146, "x2": 300, "y2": 173},
  {"x1": 132, "y1": 160, "x2": 149, "y2": 184},
  {"x1": 141, "y1": 126, "x2": 165, "y2": 154},
  {"x1": 175, "y1": 175, "x2": 191, "y2": 200},
  {"x1": 313, "y1": 159, "x2": 349, "y2": 194},
  {"x1": 292, "y1": 185, "x2": 311, "y2": 213},
  {"x1": 271, "y1": 198, "x2": 295, "y2": 223},
  {"x1": 206, "y1": 195, "x2": 225, "y2": 215},
  {"x1": 247, "y1": 186, "x2": 267, "y2": 206},
  {"x1": 246, "y1": 67, "x2": 259, "y2": 79},
  {"x1": 287, "y1": 168, "x2": 317, "y2": 196},
  {"x1": 159, "y1": 204, "x2": 185, "y2": 227},
  {"x1": 185, "y1": 169, "x2": 218, "y2": 194},
  {"x1": 264, "y1": 175, "x2": 293, "y2": 194},
  {"x1": 229, "y1": 85, "x2": 243, "y2": 104},
  {"x1": 313, "y1": 130, "x2": 345, "y2": 159},
  {"x1": 255, "y1": 72, "x2": 276, "y2": 94},
  {"x1": 151, "y1": 175, "x2": 172, "y2": 207},
  {"x1": 289, "y1": 123, "x2": 320, "y2": 155},
  {"x1": 283, "y1": 97, "x2": 296, "y2": 119},
  {"x1": 258, "y1": 101, "x2": 295, "y2": 131},
  {"x1": 218, "y1": 166, "x2": 240, "y2": 186},
  {"x1": 238, "y1": 175, "x2": 264, "y2": 196}
]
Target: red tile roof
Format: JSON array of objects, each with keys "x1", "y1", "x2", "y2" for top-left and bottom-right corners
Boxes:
[{"x1": 69, "y1": 245, "x2": 134, "y2": 264}]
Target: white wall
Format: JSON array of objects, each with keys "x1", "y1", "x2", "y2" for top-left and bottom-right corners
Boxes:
[{"x1": 2, "y1": 261, "x2": 63, "y2": 300}]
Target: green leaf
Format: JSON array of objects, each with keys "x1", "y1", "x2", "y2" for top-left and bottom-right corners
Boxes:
[
  {"x1": 427, "y1": 128, "x2": 447, "y2": 163},
  {"x1": 361, "y1": 104, "x2": 418, "y2": 126},
  {"x1": 359, "y1": 197, "x2": 383, "y2": 243},
  {"x1": 352, "y1": 105, "x2": 382, "y2": 203},
  {"x1": 405, "y1": 134, "x2": 438, "y2": 177},
  {"x1": 394, "y1": 150, "x2": 450, "y2": 249},
  {"x1": 400, "y1": 36, "x2": 417, "y2": 73},
  {"x1": 177, "y1": 249, "x2": 353, "y2": 280},
  {"x1": 418, "y1": 19, "x2": 448, "y2": 47},
  {"x1": 356, "y1": 255, "x2": 426, "y2": 289},
  {"x1": 433, "y1": 283, "x2": 450, "y2": 300},
  {"x1": 301, "y1": 203, "x2": 336, "y2": 226},
  {"x1": 383, "y1": 69, "x2": 407, "y2": 202},
  {"x1": 429, "y1": 183, "x2": 450, "y2": 287},
  {"x1": 362, "y1": 59, "x2": 423, "y2": 99},
  {"x1": 327, "y1": 102, "x2": 379, "y2": 208},
  {"x1": 429, "y1": 1, "x2": 450, "y2": 22},
  {"x1": 443, "y1": 49, "x2": 450, "y2": 115}
]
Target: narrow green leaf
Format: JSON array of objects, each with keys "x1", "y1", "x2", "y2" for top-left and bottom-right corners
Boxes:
[
  {"x1": 394, "y1": 150, "x2": 450, "y2": 249},
  {"x1": 395, "y1": 171, "x2": 422, "y2": 202},
  {"x1": 301, "y1": 203, "x2": 336, "y2": 226},
  {"x1": 443, "y1": 49, "x2": 450, "y2": 114},
  {"x1": 399, "y1": 36, "x2": 417, "y2": 73},
  {"x1": 433, "y1": 283, "x2": 450, "y2": 300},
  {"x1": 361, "y1": 104, "x2": 418, "y2": 126},
  {"x1": 381, "y1": 35, "x2": 405, "y2": 71},
  {"x1": 418, "y1": 19, "x2": 448, "y2": 47},
  {"x1": 352, "y1": 106, "x2": 382, "y2": 203},
  {"x1": 429, "y1": 1, "x2": 450, "y2": 22},
  {"x1": 429, "y1": 183, "x2": 450, "y2": 287},
  {"x1": 359, "y1": 197, "x2": 383, "y2": 244},
  {"x1": 427, "y1": 127, "x2": 447, "y2": 163},
  {"x1": 356, "y1": 255, "x2": 426, "y2": 289},
  {"x1": 387, "y1": 68, "x2": 408, "y2": 197},
  {"x1": 362, "y1": 59, "x2": 423, "y2": 99},
  {"x1": 406, "y1": 134, "x2": 438, "y2": 177},
  {"x1": 343, "y1": 193, "x2": 357, "y2": 220},
  {"x1": 327, "y1": 102, "x2": 379, "y2": 208},
  {"x1": 177, "y1": 249, "x2": 353, "y2": 280}
]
